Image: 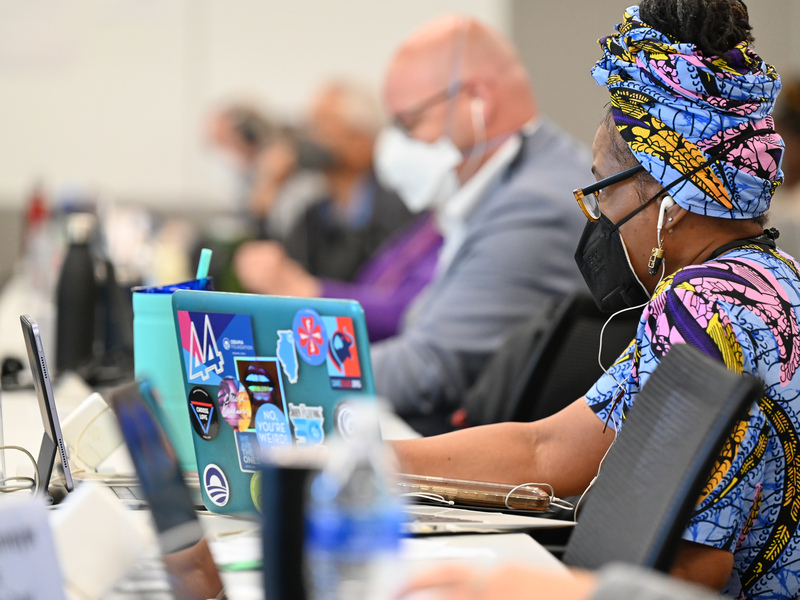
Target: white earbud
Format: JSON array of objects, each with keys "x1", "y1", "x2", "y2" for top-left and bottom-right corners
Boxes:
[
  {"x1": 656, "y1": 195, "x2": 676, "y2": 232},
  {"x1": 649, "y1": 195, "x2": 676, "y2": 276}
]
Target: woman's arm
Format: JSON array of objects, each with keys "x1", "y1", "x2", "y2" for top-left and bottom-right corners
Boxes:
[{"x1": 392, "y1": 397, "x2": 616, "y2": 497}]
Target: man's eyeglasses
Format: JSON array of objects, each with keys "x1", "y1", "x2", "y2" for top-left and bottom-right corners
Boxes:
[
  {"x1": 393, "y1": 82, "x2": 462, "y2": 133},
  {"x1": 573, "y1": 164, "x2": 645, "y2": 221}
]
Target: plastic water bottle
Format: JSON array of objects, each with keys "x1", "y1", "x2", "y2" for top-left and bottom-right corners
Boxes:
[{"x1": 305, "y1": 402, "x2": 404, "y2": 600}]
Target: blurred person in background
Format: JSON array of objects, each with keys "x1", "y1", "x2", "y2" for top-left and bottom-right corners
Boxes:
[
  {"x1": 237, "y1": 16, "x2": 590, "y2": 433},
  {"x1": 768, "y1": 77, "x2": 800, "y2": 258},
  {"x1": 205, "y1": 101, "x2": 324, "y2": 240},
  {"x1": 233, "y1": 81, "x2": 443, "y2": 342},
  {"x1": 206, "y1": 102, "x2": 275, "y2": 227},
  {"x1": 235, "y1": 202, "x2": 442, "y2": 342},
  {"x1": 236, "y1": 81, "x2": 415, "y2": 284}
]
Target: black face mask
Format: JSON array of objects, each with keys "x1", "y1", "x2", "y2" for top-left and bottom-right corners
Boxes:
[{"x1": 574, "y1": 213, "x2": 651, "y2": 314}]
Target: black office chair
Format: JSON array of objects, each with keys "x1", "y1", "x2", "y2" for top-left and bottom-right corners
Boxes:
[
  {"x1": 561, "y1": 343, "x2": 763, "y2": 572},
  {"x1": 457, "y1": 293, "x2": 640, "y2": 428}
]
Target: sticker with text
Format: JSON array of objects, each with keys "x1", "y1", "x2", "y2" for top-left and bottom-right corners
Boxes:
[
  {"x1": 188, "y1": 386, "x2": 220, "y2": 441},
  {"x1": 254, "y1": 403, "x2": 292, "y2": 450},
  {"x1": 234, "y1": 430, "x2": 267, "y2": 473},
  {"x1": 216, "y1": 377, "x2": 248, "y2": 430},
  {"x1": 288, "y1": 403, "x2": 325, "y2": 446},
  {"x1": 227, "y1": 357, "x2": 293, "y2": 469},
  {"x1": 322, "y1": 316, "x2": 363, "y2": 390},
  {"x1": 177, "y1": 311, "x2": 255, "y2": 386}
]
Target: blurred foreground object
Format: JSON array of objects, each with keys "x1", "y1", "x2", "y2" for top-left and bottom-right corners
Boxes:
[{"x1": 305, "y1": 401, "x2": 404, "y2": 600}]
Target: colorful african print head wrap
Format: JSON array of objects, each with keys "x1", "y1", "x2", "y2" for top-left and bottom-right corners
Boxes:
[{"x1": 592, "y1": 5, "x2": 784, "y2": 219}]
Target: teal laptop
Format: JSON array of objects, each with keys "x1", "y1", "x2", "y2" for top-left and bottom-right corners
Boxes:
[{"x1": 171, "y1": 290, "x2": 375, "y2": 515}]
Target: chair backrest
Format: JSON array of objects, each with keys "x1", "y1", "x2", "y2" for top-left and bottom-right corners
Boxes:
[
  {"x1": 459, "y1": 293, "x2": 639, "y2": 428},
  {"x1": 561, "y1": 343, "x2": 762, "y2": 572}
]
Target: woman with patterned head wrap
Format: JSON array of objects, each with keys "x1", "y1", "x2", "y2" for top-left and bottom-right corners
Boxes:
[{"x1": 393, "y1": 1, "x2": 800, "y2": 598}]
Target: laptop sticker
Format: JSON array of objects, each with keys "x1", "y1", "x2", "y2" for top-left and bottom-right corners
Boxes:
[
  {"x1": 276, "y1": 330, "x2": 299, "y2": 384},
  {"x1": 250, "y1": 471, "x2": 262, "y2": 513},
  {"x1": 334, "y1": 401, "x2": 357, "y2": 441},
  {"x1": 235, "y1": 386, "x2": 252, "y2": 432},
  {"x1": 234, "y1": 430, "x2": 267, "y2": 473},
  {"x1": 235, "y1": 358, "x2": 289, "y2": 423},
  {"x1": 217, "y1": 377, "x2": 246, "y2": 429},
  {"x1": 322, "y1": 316, "x2": 363, "y2": 390},
  {"x1": 233, "y1": 357, "x2": 292, "y2": 462},
  {"x1": 292, "y1": 308, "x2": 329, "y2": 366},
  {"x1": 254, "y1": 403, "x2": 292, "y2": 449},
  {"x1": 203, "y1": 464, "x2": 230, "y2": 507},
  {"x1": 177, "y1": 311, "x2": 255, "y2": 386},
  {"x1": 188, "y1": 386, "x2": 220, "y2": 441},
  {"x1": 288, "y1": 403, "x2": 325, "y2": 446}
]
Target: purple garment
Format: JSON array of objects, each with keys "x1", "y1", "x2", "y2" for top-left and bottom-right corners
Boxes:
[{"x1": 320, "y1": 213, "x2": 443, "y2": 341}]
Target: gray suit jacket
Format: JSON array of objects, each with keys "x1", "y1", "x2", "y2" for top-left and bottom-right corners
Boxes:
[{"x1": 371, "y1": 119, "x2": 592, "y2": 417}]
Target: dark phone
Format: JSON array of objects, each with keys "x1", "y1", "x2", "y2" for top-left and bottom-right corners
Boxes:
[
  {"x1": 107, "y1": 381, "x2": 200, "y2": 549},
  {"x1": 20, "y1": 314, "x2": 74, "y2": 499},
  {"x1": 107, "y1": 381, "x2": 225, "y2": 600}
]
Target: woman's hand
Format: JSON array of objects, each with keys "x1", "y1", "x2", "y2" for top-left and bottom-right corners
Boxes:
[{"x1": 396, "y1": 564, "x2": 596, "y2": 600}]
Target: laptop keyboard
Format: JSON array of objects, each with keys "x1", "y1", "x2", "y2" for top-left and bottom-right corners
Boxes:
[
  {"x1": 105, "y1": 557, "x2": 172, "y2": 599},
  {"x1": 109, "y1": 485, "x2": 144, "y2": 501}
]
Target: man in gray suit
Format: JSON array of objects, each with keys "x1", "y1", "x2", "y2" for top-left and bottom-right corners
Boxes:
[{"x1": 370, "y1": 15, "x2": 590, "y2": 431}]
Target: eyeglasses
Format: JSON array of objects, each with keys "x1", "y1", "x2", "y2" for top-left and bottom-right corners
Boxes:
[
  {"x1": 573, "y1": 164, "x2": 645, "y2": 221},
  {"x1": 574, "y1": 149, "x2": 729, "y2": 225},
  {"x1": 392, "y1": 82, "x2": 462, "y2": 133}
]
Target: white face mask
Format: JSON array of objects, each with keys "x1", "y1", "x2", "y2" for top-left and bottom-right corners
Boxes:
[
  {"x1": 374, "y1": 128, "x2": 462, "y2": 213},
  {"x1": 374, "y1": 97, "x2": 487, "y2": 214}
]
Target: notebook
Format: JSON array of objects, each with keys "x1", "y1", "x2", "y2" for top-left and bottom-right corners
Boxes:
[{"x1": 171, "y1": 290, "x2": 376, "y2": 515}]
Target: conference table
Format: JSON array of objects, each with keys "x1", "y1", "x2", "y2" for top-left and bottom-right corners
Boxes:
[{"x1": 0, "y1": 374, "x2": 570, "y2": 600}]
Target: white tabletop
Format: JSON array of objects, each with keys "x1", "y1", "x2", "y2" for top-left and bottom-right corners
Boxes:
[
  {"x1": 1, "y1": 382, "x2": 568, "y2": 600},
  {"x1": 200, "y1": 514, "x2": 566, "y2": 600}
]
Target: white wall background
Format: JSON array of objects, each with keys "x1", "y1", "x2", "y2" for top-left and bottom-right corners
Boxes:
[
  {"x1": 0, "y1": 0, "x2": 796, "y2": 211},
  {"x1": 513, "y1": 0, "x2": 800, "y2": 152},
  {"x1": 0, "y1": 0, "x2": 508, "y2": 210}
]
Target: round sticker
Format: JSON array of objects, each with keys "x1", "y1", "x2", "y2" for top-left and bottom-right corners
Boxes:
[
  {"x1": 307, "y1": 419, "x2": 324, "y2": 445},
  {"x1": 203, "y1": 464, "x2": 230, "y2": 507},
  {"x1": 334, "y1": 401, "x2": 356, "y2": 441},
  {"x1": 250, "y1": 471, "x2": 262, "y2": 513},
  {"x1": 292, "y1": 308, "x2": 329, "y2": 366},
  {"x1": 254, "y1": 403, "x2": 292, "y2": 449},
  {"x1": 188, "y1": 386, "x2": 220, "y2": 441}
]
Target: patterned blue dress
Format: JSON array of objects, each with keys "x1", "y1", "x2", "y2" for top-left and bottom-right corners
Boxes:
[{"x1": 586, "y1": 245, "x2": 800, "y2": 599}]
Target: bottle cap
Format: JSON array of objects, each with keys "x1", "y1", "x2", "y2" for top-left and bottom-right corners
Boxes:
[{"x1": 66, "y1": 212, "x2": 96, "y2": 244}]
